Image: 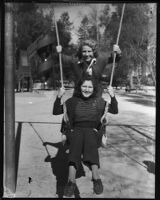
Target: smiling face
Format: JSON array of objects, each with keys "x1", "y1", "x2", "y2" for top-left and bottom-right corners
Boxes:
[
  {"x1": 81, "y1": 80, "x2": 94, "y2": 98},
  {"x1": 81, "y1": 45, "x2": 94, "y2": 63}
]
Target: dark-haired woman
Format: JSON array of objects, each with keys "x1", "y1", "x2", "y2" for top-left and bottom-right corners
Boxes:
[
  {"x1": 56, "y1": 40, "x2": 121, "y2": 142},
  {"x1": 53, "y1": 76, "x2": 118, "y2": 197}
]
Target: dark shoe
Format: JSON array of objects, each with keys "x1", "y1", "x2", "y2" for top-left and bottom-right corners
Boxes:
[
  {"x1": 74, "y1": 184, "x2": 81, "y2": 198},
  {"x1": 64, "y1": 181, "x2": 76, "y2": 197},
  {"x1": 92, "y1": 179, "x2": 103, "y2": 195}
]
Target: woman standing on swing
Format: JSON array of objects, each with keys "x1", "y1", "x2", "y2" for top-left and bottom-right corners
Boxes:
[
  {"x1": 55, "y1": 40, "x2": 121, "y2": 97},
  {"x1": 54, "y1": 40, "x2": 121, "y2": 143},
  {"x1": 53, "y1": 76, "x2": 118, "y2": 197}
]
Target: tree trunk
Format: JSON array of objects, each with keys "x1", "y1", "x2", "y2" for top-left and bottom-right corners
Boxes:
[{"x1": 129, "y1": 70, "x2": 134, "y2": 89}]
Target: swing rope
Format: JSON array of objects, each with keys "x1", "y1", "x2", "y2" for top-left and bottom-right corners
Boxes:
[
  {"x1": 109, "y1": 3, "x2": 125, "y2": 86},
  {"x1": 29, "y1": 122, "x2": 50, "y2": 156},
  {"x1": 53, "y1": 8, "x2": 68, "y2": 123},
  {"x1": 101, "y1": 4, "x2": 126, "y2": 135},
  {"x1": 53, "y1": 11, "x2": 64, "y2": 88},
  {"x1": 53, "y1": 4, "x2": 125, "y2": 127}
]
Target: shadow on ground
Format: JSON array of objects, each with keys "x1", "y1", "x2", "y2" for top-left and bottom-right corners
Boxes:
[
  {"x1": 43, "y1": 142, "x2": 85, "y2": 198},
  {"x1": 143, "y1": 160, "x2": 155, "y2": 174},
  {"x1": 15, "y1": 122, "x2": 22, "y2": 187},
  {"x1": 118, "y1": 92, "x2": 155, "y2": 107}
]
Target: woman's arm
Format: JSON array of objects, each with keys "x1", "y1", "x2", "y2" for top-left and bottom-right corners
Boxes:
[
  {"x1": 94, "y1": 45, "x2": 122, "y2": 76},
  {"x1": 108, "y1": 96, "x2": 118, "y2": 114},
  {"x1": 52, "y1": 97, "x2": 63, "y2": 115},
  {"x1": 55, "y1": 45, "x2": 77, "y2": 68},
  {"x1": 108, "y1": 53, "x2": 122, "y2": 64},
  {"x1": 107, "y1": 86, "x2": 118, "y2": 114},
  {"x1": 108, "y1": 44, "x2": 122, "y2": 64},
  {"x1": 52, "y1": 87, "x2": 65, "y2": 115}
]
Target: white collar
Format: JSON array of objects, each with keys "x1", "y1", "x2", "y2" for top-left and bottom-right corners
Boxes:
[{"x1": 77, "y1": 58, "x2": 96, "y2": 65}]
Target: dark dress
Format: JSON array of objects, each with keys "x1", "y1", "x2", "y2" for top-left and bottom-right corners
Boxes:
[
  {"x1": 53, "y1": 95, "x2": 118, "y2": 170},
  {"x1": 54, "y1": 51, "x2": 121, "y2": 136}
]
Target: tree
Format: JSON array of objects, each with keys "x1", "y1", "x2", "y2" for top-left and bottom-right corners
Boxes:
[
  {"x1": 102, "y1": 3, "x2": 150, "y2": 88},
  {"x1": 98, "y1": 4, "x2": 112, "y2": 52},
  {"x1": 77, "y1": 4, "x2": 111, "y2": 51},
  {"x1": 147, "y1": 4, "x2": 156, "y2": 85},
  {"x1": 13, "y1": 3, "x2": 53, "y2": 90},
  {"x1": 44, "y1": 10, "x2": 75, "y2": 84},
  {"x1": 87, "y1": 5, "x2": 100, "y2": 44},
  {"x1": 77, "y1": 15, "x2": 91, "y2": 42},
  {"x1": 14, "y1": 3, "x2": 52, "y2": 50},
  {"x1": 57, "y1": 12, "x2": 73, "y2": 53}
]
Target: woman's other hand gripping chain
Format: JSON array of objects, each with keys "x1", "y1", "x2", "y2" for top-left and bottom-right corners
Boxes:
[
  {"x1": 101, "y1": 86, "x2": 115, "y2": 125},
  {"x1": 57, "y1": 86, "x2": 65, "y2": 98},
  {"x1": 101, "y1": 86, "x2": 115, "y2": 147}
]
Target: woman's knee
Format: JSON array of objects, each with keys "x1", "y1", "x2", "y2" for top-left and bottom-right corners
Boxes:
[
  {"x1": 69, "y1": 162, "x2": 77, "y2": 169},
  {"x1": 69, "y1": 161, "x2": 82, "y2": 171}
]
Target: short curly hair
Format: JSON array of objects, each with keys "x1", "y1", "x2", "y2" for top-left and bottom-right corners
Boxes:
[{"x1": 76, "y1": 39, "x2": 98, "y2": 60}]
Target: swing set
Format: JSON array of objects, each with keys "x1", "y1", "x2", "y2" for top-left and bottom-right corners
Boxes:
[
  {"x1": 29, "y1": 4, "x2": 155, "y2": 193},
  {"x1": 52, "y1": 4, "x2": 126, "y2": 146},
  {"x1": 54, "y1": 4, "x2": 125, "y2": 88},
  {"x1": 4, "y1": 3, "x2": 126, "y2": 196}
]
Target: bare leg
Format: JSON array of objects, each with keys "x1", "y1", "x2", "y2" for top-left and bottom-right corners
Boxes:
[
  {"x1": 64, "y1": 165, "x2": 77, "y2": 197},
  {"x1": 91, "y1": 164, "x2": 103, "y2": 195},
  {"x1": 68, "y1": 165, "x2": 76, "y2": 183},
  {"x1": 91, "y1": 164, "x2": 100, "y2": 180}
]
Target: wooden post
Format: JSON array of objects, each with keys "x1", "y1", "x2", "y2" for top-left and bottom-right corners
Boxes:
[{"x1": 4, "y1": 3, "x2": 16, "y2": 196}]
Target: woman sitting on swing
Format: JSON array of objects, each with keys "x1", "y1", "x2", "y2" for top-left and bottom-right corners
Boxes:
[
  {"x1": 53, "y1": 75, "x2": 118, "y2": 197},
  {"x1": 55, "y1": 39, "x2": 121, "y2": 145}
]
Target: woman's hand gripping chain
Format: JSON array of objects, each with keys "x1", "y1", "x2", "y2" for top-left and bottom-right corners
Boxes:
[{"x1": 57, "y1": 86, "x2": 65, "y2": 99}]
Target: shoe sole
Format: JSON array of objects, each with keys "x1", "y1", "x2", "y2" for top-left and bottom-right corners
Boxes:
[
  {"x1": 93, "y1": 192, "x2": 104, "y2": 197},
  {"x1": 63, "y1": 195, "x2": 74, "y2": 198}
]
